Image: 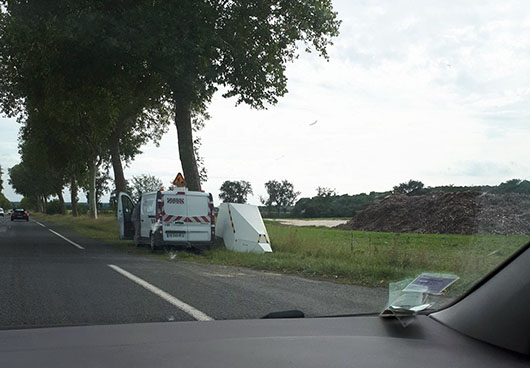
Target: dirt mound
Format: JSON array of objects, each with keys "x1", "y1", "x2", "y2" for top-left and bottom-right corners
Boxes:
[{"x1": 337, "y1": 191, "x2": 530, "y2": 235}]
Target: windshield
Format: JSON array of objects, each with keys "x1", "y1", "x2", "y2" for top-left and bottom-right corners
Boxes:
[{"x1": 0, "y1": 0, "x2": 528, "y2": 328}]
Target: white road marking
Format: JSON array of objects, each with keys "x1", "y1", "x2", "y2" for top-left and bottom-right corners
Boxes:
[
  {"x1": 48, "y1": 229, "x2": 85, "y2": 250},
  {"x1": 33, "y1": 220, "x2": 46, "y2": 228},
  {"x1": 108, "y1": 264, "x2": 213, "y2": 321}
]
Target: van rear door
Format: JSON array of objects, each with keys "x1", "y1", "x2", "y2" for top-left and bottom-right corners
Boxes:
[
  {"x1": 186, "y1": 193, "x2": 211, "y2": 242},
  {"x1": 161, "y1": 192, "x2": 188, "y2": 242},
  {"x1": 140, "y1": 193, "x2": 157, "y2": 239}
]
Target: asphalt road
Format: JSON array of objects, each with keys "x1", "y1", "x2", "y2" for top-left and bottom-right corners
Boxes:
[{"x1": 0, "y1": 216, "x2": 387, "y2": 329}]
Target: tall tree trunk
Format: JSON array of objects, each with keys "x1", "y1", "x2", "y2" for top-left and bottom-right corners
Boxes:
[
  {"x1": 174, "y1": 98, "x2": 201, "y2": 191},
  {"x1": 36, "y1": 195, "x2": 43, "y2": 213},
  {"x1": 88, "y1": 159, "x2": 98, "y2": 219},
  {"x1": 43, "y1": 196, "x2": 48, "y2": 212},
  {"x1": 57, "y1": 190, "x2": 66, "y2": 215},
  {"x1": 109, "y1": 121, "x2": 127, "y2": 196},
  {"x1": 70, "y1": 175, "x2": 78, "y2": 217}
]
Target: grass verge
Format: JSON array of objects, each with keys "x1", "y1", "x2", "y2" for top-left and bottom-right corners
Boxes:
[
  {"x1": 34, "y1": 213, "x2": 529, "y2": 292},
  {"x1": 34, "y1": 213, "x2": 133, "y2": 250}
]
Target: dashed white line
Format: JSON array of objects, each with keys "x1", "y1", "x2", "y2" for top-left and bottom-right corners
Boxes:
[
  {"x1": 33, "y1": 220, "x2": 46, "y2": 228},
  {"x1": 48, "y1": 229, "x2": 85, "y2": 250},
  {"x1": 108, "y1": 264, "x2": 213, "y2": 322}
]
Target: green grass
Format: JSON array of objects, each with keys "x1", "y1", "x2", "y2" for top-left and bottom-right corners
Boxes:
[
  {"x1": 34, "y1": 213, "x2": 528, "y2": 293},
  {"x1": 34, "y1": 213, "x2": 133, "y2": 250}
]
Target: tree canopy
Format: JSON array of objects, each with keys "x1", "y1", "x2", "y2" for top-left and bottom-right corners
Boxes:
[
  {"x1": 393, "y1": 180, "x2": 425, "y2": 196},
  {"x1": 0, "y1": 0, "x2": 341, "y2": 212},
  {"x1": 261, "y1": 179, "x2": 300, "y2": 215},
  {"x1": 219, "y1": 180, "x2": 253, "y2": 203},
  {"x1": 131, "y1": 174, "x2": 163, "y2": 200}
]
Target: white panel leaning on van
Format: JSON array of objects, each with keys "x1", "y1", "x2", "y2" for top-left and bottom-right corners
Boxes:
[{"x1": 117, "y1": 189, "x2": 215, "y2": 252}]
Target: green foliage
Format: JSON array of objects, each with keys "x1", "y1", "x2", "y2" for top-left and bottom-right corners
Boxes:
[
  {"x1": 261, "y1": 180, "x2": 300, "y2": 214},
  {"x1": 316, "y1": 186, "x2": 337, "y2": 198},
  {"x1": 45, "y1": 199, "x2": 62, "y2": 215},
  {"x1": 393, "y1": 180, "x2": 425, "y2": 195},
  {"x1": 33, "y1": 213, "x2": 125, "y2": 249},
  {"x1": 131, "y1": 174, "x2": 163, "y2": 200},
  {"x1": 293, "y1": 192, "x2": 387, "y2": 218},
  {"x1": 120, "y1": 1, "x2": 341, "y2": 107},
  {"x1": 18, "y1": 196, "x2": 38, "y2": 211},
  {"x1": 77, "y1": 203, "x2": 89, "y2": 215},
  {"x1": 0, "y1": 1, "x2": 171, "y2": 214},
  {"x1": 0, "y1": 192, "x2": 13, "y2": 209},
  {"x1": 8, "y1": 163, "x2": 32, "y2": 197},
  {"x1": 491, "y1": 179, "x2": 530, "y2": 195},
  {"x1": 8, "y1": 162, "x2": 53, "y2": 199},
  {"x1": 0, "y1": 0, "x2": 341, "y2": 196},
  {"x1": 400, "y1": 179, "x2": 530, "y2": 196},
  {"x1": 219, "y1": 180, "x2": 253, "y2": 203},
  {"x1": 84, "y1": 169, "x2": 111, "y2": 206}
]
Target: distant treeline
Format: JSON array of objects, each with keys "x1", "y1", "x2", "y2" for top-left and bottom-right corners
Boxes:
[
  {"x1": 292, "y1": 179, "x2": 530, "y2": 218},
  {"x1": 292, "y1": 192, "x2": 388, "y2": 218},
  {"x1": 417, "y1": 179, "x2": 530, "y2": 196}
]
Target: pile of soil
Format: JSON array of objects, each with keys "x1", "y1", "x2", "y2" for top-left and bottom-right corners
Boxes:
[{"x1": 336, "y1": 191, "x2": 530, "y2": 235}]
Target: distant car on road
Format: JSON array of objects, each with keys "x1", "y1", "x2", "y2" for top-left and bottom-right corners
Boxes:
[
  {"x1": 0, "y1": 208, "x2": 4, "y2": 217},
  {"x1": 11, "y1": 208, "x2": 29, "y2": 222}
]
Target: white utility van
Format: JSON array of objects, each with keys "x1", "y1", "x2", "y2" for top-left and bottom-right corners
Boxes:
[{"x1": 118, "y1": 189, "x2": 215, "y2": 251}]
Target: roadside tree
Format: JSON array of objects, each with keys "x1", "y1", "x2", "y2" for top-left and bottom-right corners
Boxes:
[
  {"x1": 0, "y1": 193, "x2": 13, "y2": 210},
  {"x1": 131, "y1": 175, "x2": 163, "y2": 200},
  {"x1": 0, "y1": 165, "x2": 12, "y2": 209},
  {"x1": 8, "y1": 162, "x2": 54, "y2": 213},
  {"x1": 261, "y1": 180, "x2": 300, "y2": 216},
  {"x1": 113, "y1": 1, "x2": 341, "y2": 191},
  {"x1": 18, "y1": 196, "x2": 38, "y2": 212},
  {"x1": 0, "y1": 2, "x2": 171, "y2": 217},
  {"x1": 219, "y1": 180, "x2": 253, "y2": 203}
]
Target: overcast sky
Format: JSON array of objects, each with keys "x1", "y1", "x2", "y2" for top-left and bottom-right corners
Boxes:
[{"x1": 1, "y1": 0, "x2": 530, "y2": 205}]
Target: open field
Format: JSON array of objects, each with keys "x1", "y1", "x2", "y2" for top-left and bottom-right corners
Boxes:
[{"x1": 34, "y1": 213, "x2": 528, "y2": 293}]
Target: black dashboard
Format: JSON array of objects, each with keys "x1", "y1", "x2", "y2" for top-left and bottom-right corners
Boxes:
[{"x1": 0, "y1": 314, "x2": 527, "y2": 368}]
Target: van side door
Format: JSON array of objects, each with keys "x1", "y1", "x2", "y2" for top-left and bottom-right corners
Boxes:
[{"x1": 117, "y1": 192, "x2": 135, "y2": 240}]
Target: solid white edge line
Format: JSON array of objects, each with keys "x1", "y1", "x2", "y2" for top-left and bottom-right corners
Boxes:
[
  {"x1": 48, "y1": 229, "x2": 85, "y2": 250},
  {"x1": 33, "y1": 220, "x2": 46, "y2": 228},
  {"x1": 108, "y1": 264, "x2": 213, "y2": 322}
]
